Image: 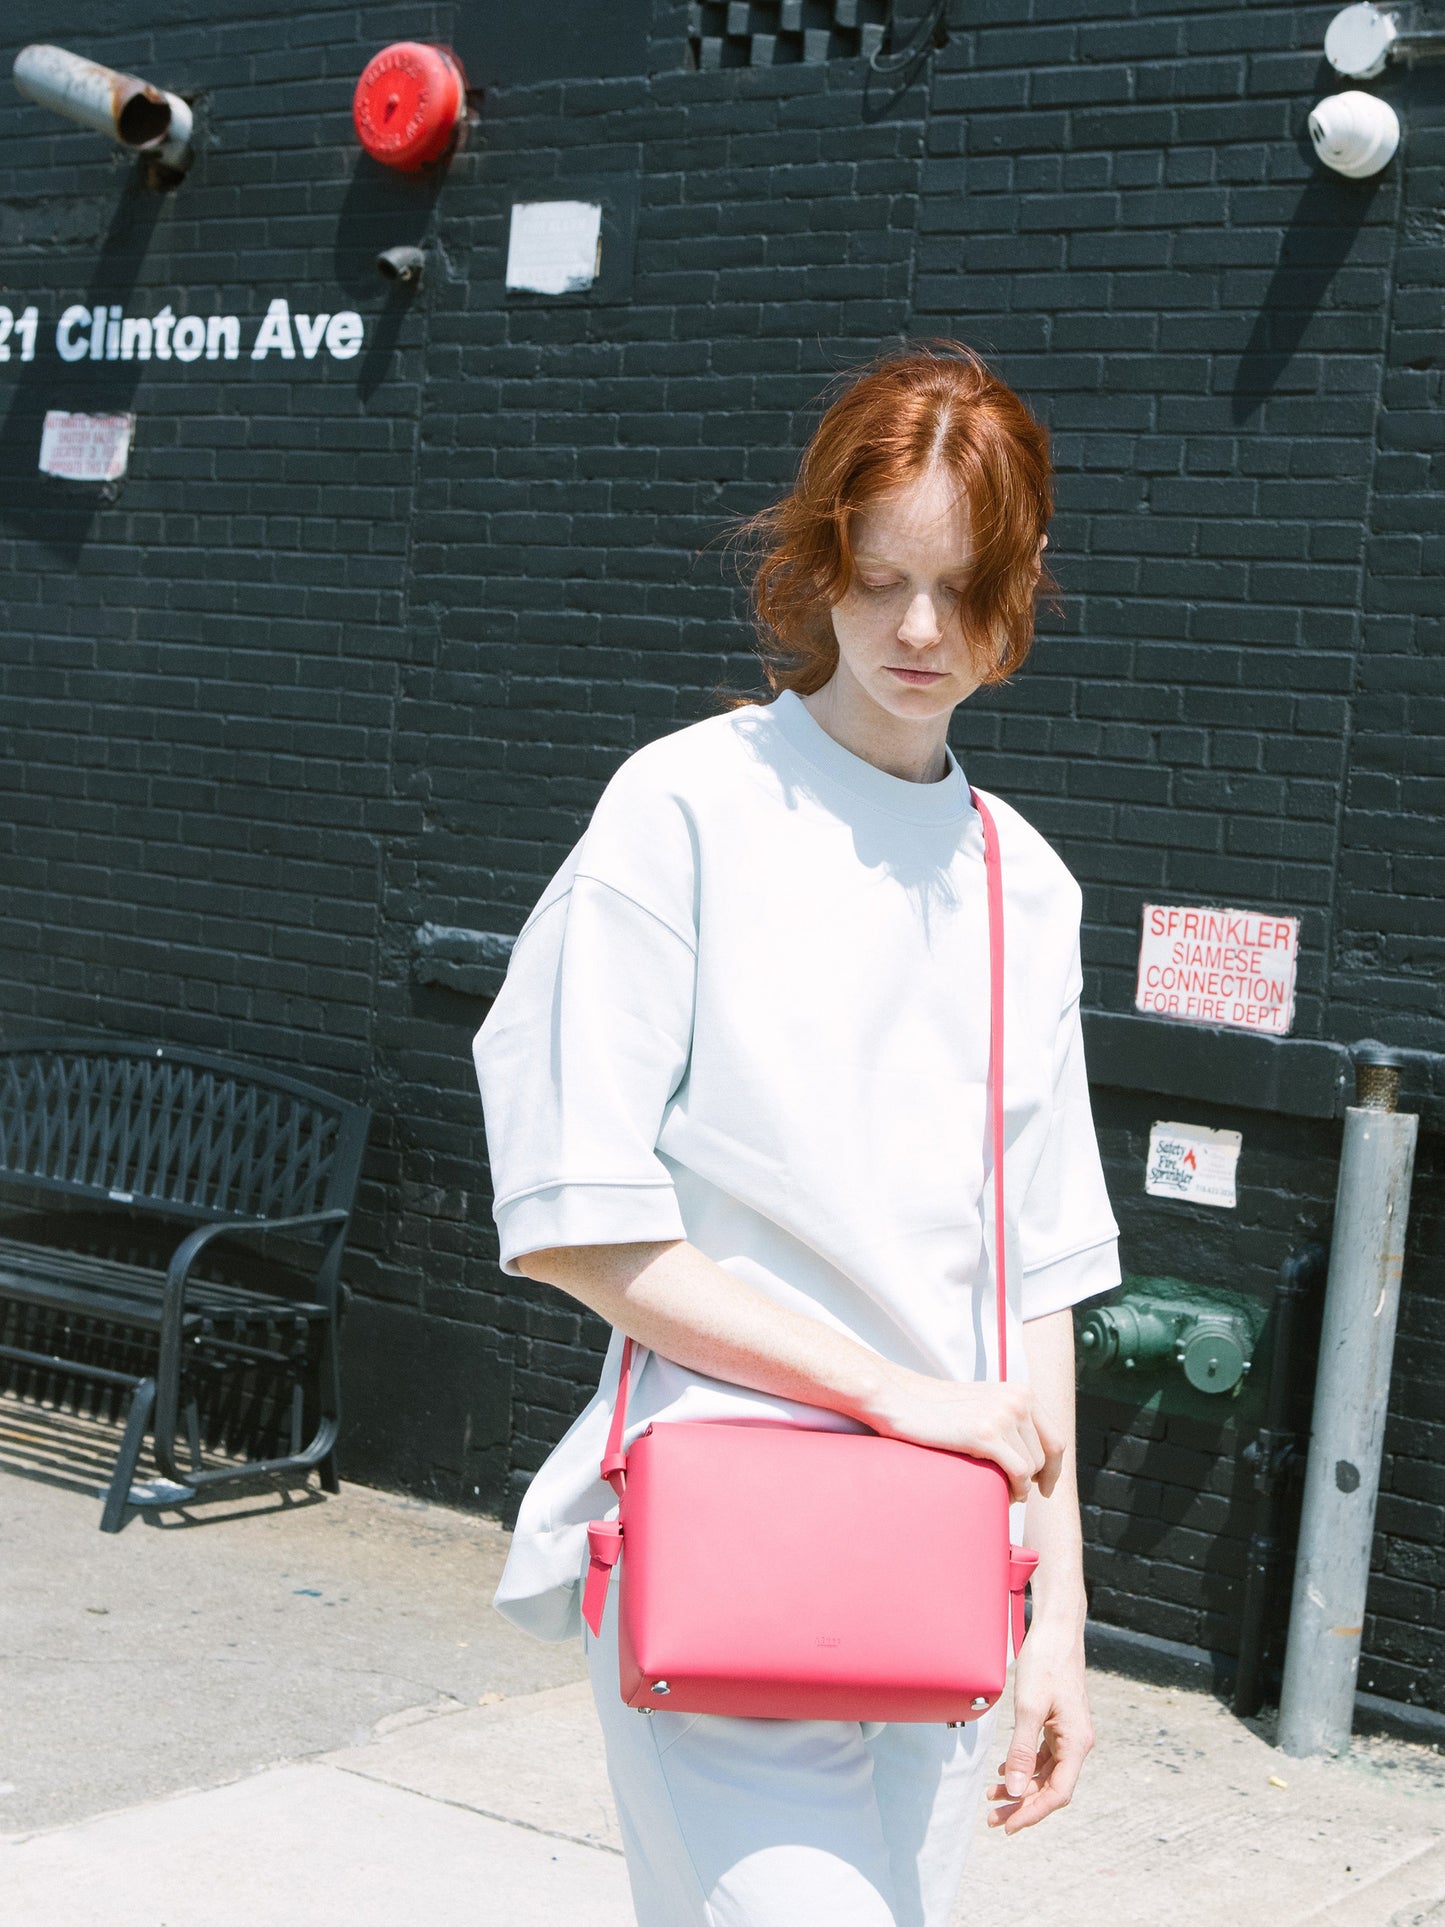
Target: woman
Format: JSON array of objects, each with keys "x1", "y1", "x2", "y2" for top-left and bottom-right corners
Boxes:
[{"x1": 473, "y1": 342, "x2": 1120, "y2": 1927}]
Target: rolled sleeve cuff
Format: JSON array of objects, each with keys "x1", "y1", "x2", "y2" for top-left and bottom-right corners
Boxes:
[
  {"x1": 495, "y1": 1177, "x2": 688, "y2": 1278},
  {"x1": 1020, "y1": 1235, "x2": 1121, "y2": 1322}
]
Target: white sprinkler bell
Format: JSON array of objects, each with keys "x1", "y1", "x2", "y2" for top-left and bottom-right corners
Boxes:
[{"x1": 1308, "y1": 89, "x2": 1400, "y2": 177}]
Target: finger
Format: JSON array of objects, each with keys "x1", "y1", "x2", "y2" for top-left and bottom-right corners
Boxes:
[
  {"x1": 1029, "y1": 1404, "x2": 1067, "y2": 1499},
  {"x1": 989, "y1": 1742, "x2": 1057, "y2": 1828},
  {"x1": 995, "y1": 1430, "x2": 1042, "y2": 1503},
  {"x1": 999, "y1": 1729, "x2": 1085, "y2": 1834},
  {"x1": 1036, "y1": 1714, "x2": 1092, "y2": 1808},
  {"x1": 1002, "y1": 1425, "x2": 1038, "y2": 1502},
  {"x1": 985, "y1": 1770, "x2": 1044, "y2": 1827},
  {"x1": 1001, "y1": 1772, "x2": 1072, "y2": 1835},
  {"x1": 1002, "y1": 1710, "x2": 1046, "y2": 1798},
  {"x1": 985, "y1": 1775, "x2": 1042, "y2": 1810},
  {"x1": 986, "y1": 1765, "x2": 1044, "y2": 1800},
  {"x1": 988, "y1": 1437, "x2": 1035, "y2": 1506}
]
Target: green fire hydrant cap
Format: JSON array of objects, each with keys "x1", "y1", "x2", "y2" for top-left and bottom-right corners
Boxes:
[{"x1": 1179, "y1": 1321, "x2": 1249, "y2": 1393}]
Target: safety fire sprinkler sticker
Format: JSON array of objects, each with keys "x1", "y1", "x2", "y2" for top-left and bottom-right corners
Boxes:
[
  {"x1": 1136, "y1": 904, "x2": 1299, "y2": 1035},
  {"x1": 39, "y1": 410, "x2": 133, "y2": 481},
  {"x1": 1145, "y1": 1121, "x2": 1242, "y2": 1209}
]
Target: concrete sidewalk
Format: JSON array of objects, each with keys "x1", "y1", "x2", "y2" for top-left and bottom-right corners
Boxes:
[{"x1": 2, "y1": 1395, "x2": 1442, "y2": 1926}]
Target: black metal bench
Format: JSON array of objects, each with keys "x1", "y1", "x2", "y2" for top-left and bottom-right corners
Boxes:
[{"x1": 0, "y1": 1039, "x2": 370, "y2": 1531}]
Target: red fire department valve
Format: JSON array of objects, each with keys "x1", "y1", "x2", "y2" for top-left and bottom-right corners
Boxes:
[{"x1": 353, "y1": 43, "x2": 466, "y2": 171}]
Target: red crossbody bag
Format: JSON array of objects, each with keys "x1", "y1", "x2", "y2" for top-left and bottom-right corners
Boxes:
[{"x1": 581, "y1": 789, "x2": 1039, "y2": 1722}]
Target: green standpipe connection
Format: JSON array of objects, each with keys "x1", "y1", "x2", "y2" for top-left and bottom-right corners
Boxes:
[{"x1": 1077, "y1": 1291, "x2": 1256, "y2": 1395}]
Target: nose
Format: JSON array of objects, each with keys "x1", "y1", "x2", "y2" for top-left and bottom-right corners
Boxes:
[{"x1": 898, "y1": 592, "x2": 943, "y2": 649}]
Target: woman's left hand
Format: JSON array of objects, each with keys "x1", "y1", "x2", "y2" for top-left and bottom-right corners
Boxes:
[{"x1": 985, "y1": 1618, "x2": 1094, "y2": 1835}]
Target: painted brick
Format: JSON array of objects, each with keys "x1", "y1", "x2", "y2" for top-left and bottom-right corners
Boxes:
[{"x1": 0, "y1": 0, "x2": 1440, "y2": 1713}]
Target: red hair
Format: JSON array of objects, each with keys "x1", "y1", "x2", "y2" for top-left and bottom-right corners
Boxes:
[{"x1": 732, "y1": 342, "x2": 1056, "y2": 698}]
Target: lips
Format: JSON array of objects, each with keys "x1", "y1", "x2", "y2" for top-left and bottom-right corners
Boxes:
[{"x1": 887, "y1": 667, "x2": 945, "y2": 682}]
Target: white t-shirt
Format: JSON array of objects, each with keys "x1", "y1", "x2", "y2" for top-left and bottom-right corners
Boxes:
[{"x1": 474, "y1": 687, "x2": 1120, "y2": 1640}]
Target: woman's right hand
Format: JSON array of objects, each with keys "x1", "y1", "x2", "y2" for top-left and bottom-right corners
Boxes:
[
  {"x1": 517, "y1": 1239, "x2": 1065, "y2": 1504},
  {"x1": 866, "y1": 1370, "x2": 1064, "y2": 1503}
]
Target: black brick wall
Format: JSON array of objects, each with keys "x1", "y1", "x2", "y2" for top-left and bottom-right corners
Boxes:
[{"x1": 0, "y1": 0, "x2": 1439, "y2": 1714}]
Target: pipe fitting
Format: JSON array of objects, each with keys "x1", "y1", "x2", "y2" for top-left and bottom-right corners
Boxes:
[
  {"x1": 1326, "y1": 3, "x2": 1445, "y2": 76},
  {"x1": 1351, "y1": 1040, "x2": 1405, "y2": 1112},
  {"x1": 13, "y1": 44, "x2": 193, "y2": 175},
  {"x1": 376, "y1": 245, "x2": 427, "y2": 285},
  {"x1": 1077, "y1": 1299, "x2": 1177, "y2": 1374}
]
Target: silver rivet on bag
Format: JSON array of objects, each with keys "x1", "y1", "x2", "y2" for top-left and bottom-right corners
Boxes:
[{"x1": 650, "y1": 1680, "x2": 671, "y2": 1695}]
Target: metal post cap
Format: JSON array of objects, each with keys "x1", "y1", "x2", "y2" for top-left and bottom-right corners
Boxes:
[
  {"x1": 1351, "y1": 1040, "x2": 1405, "y2": 1111},
  {"x1": 1351, "y1": 1039, "x2": 1405, "y2": 1067}
]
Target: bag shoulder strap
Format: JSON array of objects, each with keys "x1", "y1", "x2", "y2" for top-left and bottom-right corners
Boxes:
[
  {"x1": 600, "y1": 783, "x2": 1006, "y2": 1500},
  {"x1": 975, "y1": 788, "x2": 1009, "y2": 1386}
]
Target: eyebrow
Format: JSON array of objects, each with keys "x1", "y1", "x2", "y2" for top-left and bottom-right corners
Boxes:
[{"x1": 854, "y1": 551, "x2": 970, "y2": 575}]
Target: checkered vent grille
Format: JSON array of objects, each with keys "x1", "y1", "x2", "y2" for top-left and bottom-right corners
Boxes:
[{"x1": 689, "y1": 0, "x2": 889, "y2": 68}]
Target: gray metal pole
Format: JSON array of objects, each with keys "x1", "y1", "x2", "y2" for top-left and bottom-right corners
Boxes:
[{"x1": 1277, "y1": 1048, "x2": 1418, "y2": 1758}]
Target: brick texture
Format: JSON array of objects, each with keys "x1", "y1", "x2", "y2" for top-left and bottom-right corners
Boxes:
[{"x1": 0, "y1": 0, "x2": 1440, "y2": 1712}]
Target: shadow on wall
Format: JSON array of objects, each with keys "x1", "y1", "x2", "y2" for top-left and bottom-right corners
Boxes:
[
  {"x1": 1231, "y1": 172, "x2": 1387, "y2": 424},
  {"x1": 1077, "y1": 1390, "x2": 1272, "y2": 1668},
  {"x1": 0, "y1": 171, "x2": 166, "y2": 567},
  {"x1": 332, "y1": 152, "x2": 445, "y2": 404},
  {"x1": 0, "y1": 144, "x2": 445, "y2": 565}
]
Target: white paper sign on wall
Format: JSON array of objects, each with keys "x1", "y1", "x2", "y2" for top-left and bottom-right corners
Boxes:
[
  {"x1": 1145, "y1": 1121, "x2": 1242, "y2": 1208},
  {"x1": 1135, "y1": 903, "x2": 1299, "y2": 1035},
  {"x1": 505, "y1": 201, "x2": 603, "y2": 295},
  {"x1": 39, "y1": 410, "x2": 134, "y2": 481}
]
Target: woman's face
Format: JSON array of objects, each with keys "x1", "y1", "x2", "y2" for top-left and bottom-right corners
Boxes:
[{"x1": 829, "y1": 466, "x2": 986, "y2": 727}]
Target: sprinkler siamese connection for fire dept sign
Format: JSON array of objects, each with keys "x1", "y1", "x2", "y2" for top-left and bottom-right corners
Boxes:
[
  {"x1": 1135, "y1": 903, "x2": 1300, "y2": 1035},
  {"x1": 0, "y1": 298, "x2": 364, "y2": 367}
]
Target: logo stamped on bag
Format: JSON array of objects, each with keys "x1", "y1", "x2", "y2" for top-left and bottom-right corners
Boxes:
[{"x1": 815, "y1": 1635, "x2": 842, "y2": 1647}]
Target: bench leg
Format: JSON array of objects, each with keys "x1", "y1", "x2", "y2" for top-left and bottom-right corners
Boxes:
[
  {"x1": 100, "y1": 1376, "x2": 157, "y2": 1534},
  {"x1": 318, "y1": 1444, "x2": 340, "y2": 1494},
  {"x1": 184, "y1": 1398, "x2": 204, "y2": 1473}
]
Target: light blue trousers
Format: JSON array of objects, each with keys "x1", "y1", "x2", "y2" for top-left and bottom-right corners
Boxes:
[{"x1": 585, "y1": 1573, "x2": 998, "y2": 1927}]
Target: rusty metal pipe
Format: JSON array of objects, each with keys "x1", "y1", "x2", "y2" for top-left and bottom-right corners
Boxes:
[{"x1": 13, "y1": 44, "x2": 192, "y2": 174}]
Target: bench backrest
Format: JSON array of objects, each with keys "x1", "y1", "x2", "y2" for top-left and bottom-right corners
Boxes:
[{"x1": 0, "y1": 1040, "x2": 370, "y2": 1225}]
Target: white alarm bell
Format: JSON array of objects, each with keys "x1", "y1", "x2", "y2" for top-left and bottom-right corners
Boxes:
[{"x1": 1308, "y1": 89, "x2": 1400, "y2": 177}]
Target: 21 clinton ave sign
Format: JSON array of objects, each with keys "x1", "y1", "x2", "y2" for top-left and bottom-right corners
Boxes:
[{"x1": 0, "y1": 298, "x2": 364, "y2": 365}]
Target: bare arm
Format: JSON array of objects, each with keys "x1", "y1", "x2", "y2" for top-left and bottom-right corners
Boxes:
[
  {"x1": 988, "y1": 1305, "x2": 1096, "y2": 1834},
  {"x1": 518, "y1": 1237, "x2": 1064, "y2": 1504},
  {"x1": 1020, "y1": 1306, "x2": 1088, "y2": 1636}
]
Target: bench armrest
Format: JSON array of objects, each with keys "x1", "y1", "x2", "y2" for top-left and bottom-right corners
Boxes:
[
  {"x1": 163, "y1": 1209, "x2": 351, "y2": 1319},
  {"x1": 154, "y1": 1207, "x2": 353, "y2": 1489},
  {"x1": 155, "y1": 1208, "x2": 353, "y2": 1460}
]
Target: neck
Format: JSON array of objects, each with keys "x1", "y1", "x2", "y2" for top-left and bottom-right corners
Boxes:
[{"x1": 799, "y1": 676, "x2": 952, "y2": 786}]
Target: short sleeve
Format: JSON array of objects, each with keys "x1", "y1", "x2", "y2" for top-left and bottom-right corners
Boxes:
[
  {"x1": 472, "y1": 805, "x2": 698, "y2": 1277},
  {"x1": 1018, "y1": 988, "x2": 1121, "y2": 1322}
]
